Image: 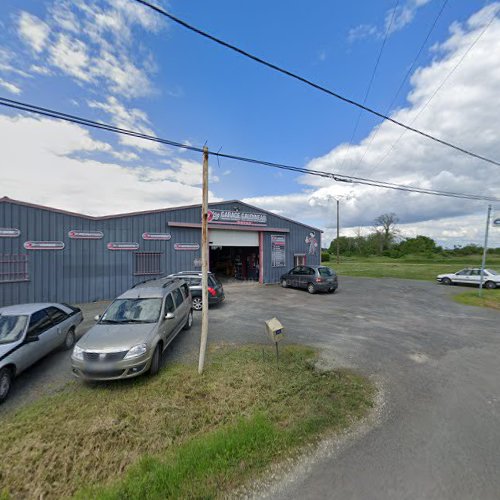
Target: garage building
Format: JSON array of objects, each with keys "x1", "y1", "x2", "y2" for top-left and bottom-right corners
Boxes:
[{"x1": 0, "y1": 197, "x2": 322, "y2": 306}]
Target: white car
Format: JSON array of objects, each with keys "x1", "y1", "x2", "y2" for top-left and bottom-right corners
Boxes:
[
  {"x1": 0, "y1": 303, "x2": 83, "y2": 403},
  {"x1": 436, "y1": 268, "x2": 500, "y2": 289}
]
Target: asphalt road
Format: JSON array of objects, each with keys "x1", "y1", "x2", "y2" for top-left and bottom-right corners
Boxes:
[{"x1": 2, "y1": 277, "x2": 500, "y2": 500}]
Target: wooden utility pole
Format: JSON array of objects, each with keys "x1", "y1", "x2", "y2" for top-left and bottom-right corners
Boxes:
[
  {"x1": 198, "y1": 146, "x2": 209, "y2": 374},
  {"x1": 336, "y1": 198, "x2": 340, "y2": 264}
]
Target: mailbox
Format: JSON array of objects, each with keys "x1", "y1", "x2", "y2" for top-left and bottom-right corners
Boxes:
[{"x1": 265, "y1": 317, "x2": 284, "y2": 343}]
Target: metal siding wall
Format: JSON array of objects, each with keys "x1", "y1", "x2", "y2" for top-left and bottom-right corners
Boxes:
[{"x1": 0, "y1": 200, "x2": 319, "y2": 305}]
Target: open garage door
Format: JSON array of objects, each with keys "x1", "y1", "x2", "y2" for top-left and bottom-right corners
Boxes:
[{"x1": 209, "y1": 230, "x2": 260, "y2": 281}]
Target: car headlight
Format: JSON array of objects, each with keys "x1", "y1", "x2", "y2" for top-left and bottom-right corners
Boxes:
[
  {"x1": 124, "y1": 344, "x2": 148, "y2": 359},
  {"x1": 73, "y1": 345, "x2": 84, "y2": 361}
]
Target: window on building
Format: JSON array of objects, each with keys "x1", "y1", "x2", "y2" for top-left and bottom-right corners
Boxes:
[
  {"x1": 134, "y1": 252, "x2": 162, "y2": 276},
  {"x1": 0, "y1": 254, "x2": 29, "y2": 283}
]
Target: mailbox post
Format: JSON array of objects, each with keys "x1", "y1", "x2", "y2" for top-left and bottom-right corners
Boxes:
[{"x1": 265, "y1": 317, "x2": 284, "y2": 366}]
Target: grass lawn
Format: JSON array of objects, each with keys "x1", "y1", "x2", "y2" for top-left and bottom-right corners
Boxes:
[
  {"x1": 0, "y1": 345, "x2": 373, "y2": 499},
  {"x1": 323, "y1": 255, "x2": 500, "y2": 281},
  {"x1": 452, "y1": 289, "x2": 500, "y2": 310}
]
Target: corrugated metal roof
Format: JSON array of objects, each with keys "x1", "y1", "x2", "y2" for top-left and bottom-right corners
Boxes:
[{"x1": 0, "y1": 196, "x2": 322, "y2": 232}]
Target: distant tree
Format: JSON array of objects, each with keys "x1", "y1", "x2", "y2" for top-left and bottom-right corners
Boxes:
[
  {"x1": 373, "y1": 213, "x2": 399, "y2": 253},
  {"x1": 396, "y1": 235, "x2": 439, "y2": 255}
]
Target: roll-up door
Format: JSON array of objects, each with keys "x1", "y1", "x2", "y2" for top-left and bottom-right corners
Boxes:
[{"x1": 209, "y1": 230, "x2": 259, "y2": 247}]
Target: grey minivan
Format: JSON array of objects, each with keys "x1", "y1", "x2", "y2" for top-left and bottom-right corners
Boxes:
[
  {"x1": 280, "y1": 265, "x2": 338, "y2": 294},
  {"x1": 71, "y1": 277, "x2": 193, "y2": 381}
]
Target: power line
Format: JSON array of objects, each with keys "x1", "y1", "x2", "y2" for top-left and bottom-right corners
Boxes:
[
  {"x1": 355, "y1": 0, "x2": 448, "y2": 174},
  {"x1": 372, "y1": 10, "x2": 495, "y2": 171},
  {"x1": 340, "y1": 0, "x2": 400, "y2": 172},
  {"x1": 130, "y1": 0, "x2": 500, "y2": 168},
  {"x1": 1, "y1": 96, "x2": 499, "y2": 203}
]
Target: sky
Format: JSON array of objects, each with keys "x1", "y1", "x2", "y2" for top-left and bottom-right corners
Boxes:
[{"x1": 0, "y1": 0, "x2": 499, "y2": 248}]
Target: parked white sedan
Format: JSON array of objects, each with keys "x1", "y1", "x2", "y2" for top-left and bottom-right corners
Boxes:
[
  {"x1": 0, "y1": 303, "x2": 83, "y2": 403},
  {"x1": 436, "y1": 268, "x2": 500, "y2": 289}
]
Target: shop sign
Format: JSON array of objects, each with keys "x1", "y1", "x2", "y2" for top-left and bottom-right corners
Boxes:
[
  {"x1": 493, "y1": 216, "x2": 500, "y2": 226},
  {"x1": 68, "y1": 230, "x2": 104, "y2": 239},
  {"x1": 24, "y1": 241, "x2": 65, "y2": 250},
  {"x1": 207, "y1": 209, "x2": 267, "y2": 226},
  {"x1": 0, "y1": 228, "x2": 20, "y2": 238},
  {"x1": 107, "y1": 242, "x2": 139, "y2": 251},
  {"x1": 142, "y1": 232, "x2": 171, "y2": 241},
  {"x1": 271, "y1": 235, "x2": 286, "y2": 267},
  {"x1": 174, "y1": 243, "x2": 200, "y2": 251}
]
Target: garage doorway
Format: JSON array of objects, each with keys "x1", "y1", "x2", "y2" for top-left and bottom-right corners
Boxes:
[{"x1": 209, "y1": 229, "x2": 260, "y2": 281}]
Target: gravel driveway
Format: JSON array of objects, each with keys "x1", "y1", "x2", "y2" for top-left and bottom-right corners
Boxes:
[{"x1": 2, "y1": 277, "x2": 500, "y2": 499}]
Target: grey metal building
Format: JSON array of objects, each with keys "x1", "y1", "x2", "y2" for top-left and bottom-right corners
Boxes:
[{"x1": 0, "y1": 197, "x2": 321, "y2": 306}]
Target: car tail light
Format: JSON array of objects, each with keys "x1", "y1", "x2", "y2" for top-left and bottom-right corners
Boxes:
[
  {"x1": 208, "y1": 287, "x2": 217, "y2": 297},
  {"x1": 315, "y1": 278, "x2": 323, "y2": 283}
]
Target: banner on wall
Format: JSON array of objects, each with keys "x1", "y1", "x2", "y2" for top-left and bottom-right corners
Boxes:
[
  {"x1": 107, "y1": 242, "x2": 139, "y2": 251},
  {"x1": 207, "y1": 209, "x2": 267, "y2": 226},
  {"x1": 271, "y1": 235, "x2": 286, "y2": 267},
  {"x1": 24, "y1": 241, "x2": 65, "y2": 250},
  {"x1": 174, "y1": 243, "x2": 200, "y2": 251},
  {"x1": 0, "y1": 228, "x2": 20, "y2": 237},
  {"x1": 69, "y1": 230, "x2": 104, "y2": 239},
  {"x1": 142, "y1": 232, "x2": 171, "y2": 240}
]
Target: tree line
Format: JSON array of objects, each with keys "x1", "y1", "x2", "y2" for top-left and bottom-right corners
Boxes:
[{"x1": 323, "y1": 213, "x2": 500, "y2": 259}]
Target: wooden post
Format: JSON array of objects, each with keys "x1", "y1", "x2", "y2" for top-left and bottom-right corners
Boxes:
[{"x1": 198, "y1": 146, "x2": 209, "y2": 374}]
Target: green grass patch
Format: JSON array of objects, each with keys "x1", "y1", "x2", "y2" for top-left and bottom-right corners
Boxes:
[
  {"x1": 452, "y1": 289, "x2": 500, "y2": 310},
  {"x1": 0, "y1": 345, "x2": 373, "y2": 499},
  {"x1": 324, "y1": 255, "x2": 500, "y2": 281}
]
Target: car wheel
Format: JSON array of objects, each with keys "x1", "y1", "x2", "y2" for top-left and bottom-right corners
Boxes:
[
  {"x1": 0, "y1": 367, "x2": 13, "y2": 404},
  {"x1": 183, "y1": 310, "x2": 193, "y2": 330},
  {"x1": 307, "y1": 283, "x2": 316, "y2": 294},
  {"x1": 149, "y1": 344, "x2": 161, "y2": 376},
  {"x1": 442, "y1": 278, "x2": 452, "y2": 286},
  {"x1": 485, "y1": 281, "x2": 497, "y2": 290},
  {"x1": 281, "y1": 279, "x2": 287, "y2": 288},
  {"x1": 63, "y1": 328, "x2": 76, "y2": 350},
  {"x1": 192, "y1": 297, "x2": 202, "y2": 311}
]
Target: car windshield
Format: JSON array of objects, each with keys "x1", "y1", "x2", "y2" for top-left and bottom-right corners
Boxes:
[
  {"x1": 318, "y1": 267, "x2": 334, "y2": 277},
  {"x1": 101, "y1": 298, "x2": 162, "y2": 324},
  {"x1": 0, "y1": 314, "x2": 28, "y2": 344},
  {"x1": 485, "y1": 269, "x2": 498, "y2": 275}
]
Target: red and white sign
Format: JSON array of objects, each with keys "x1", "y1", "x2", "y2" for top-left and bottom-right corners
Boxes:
[
  {"x1": 142, "y1": 232, "x2": 171, "y2": 241},
  {"x1": 69, "y1": 230, "x2": 104, "y2": 239},
  {"x1": 24, "y1": 241, "x2": 65, "y2": 250},
  {"x1": 174, "y1": 243, "x2": 200, "y2": 251},
  {"x1": 107, "y1": 242, "x2": 140, "y2": 251},
  {"x1": 0, "y1": 228, "x2": 20, "y2": 238}
]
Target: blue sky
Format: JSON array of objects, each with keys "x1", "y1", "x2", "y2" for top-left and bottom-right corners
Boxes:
[{"x1": 1, "y1": 0, "x2": 499, "y2": 247}]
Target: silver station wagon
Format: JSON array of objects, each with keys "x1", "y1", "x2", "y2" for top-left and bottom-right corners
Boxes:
[
  {"x1": 71, "y1": 277, "x2": 193, "y2": 381},
  {"x1": 0, "y1": 302, "x2": 83, "y2": 403}
]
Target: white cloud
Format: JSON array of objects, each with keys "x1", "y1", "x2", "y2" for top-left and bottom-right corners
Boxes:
[
  {"x1": 348, "y1": 24, "x2": 378, "y2": 42},
  {"x1": 15, "y1": 0, "x2": 164, "y2": 99},
  {"x1": 88, "y1": 96, "x2": 164, "y2": 153},
  {"x1": 349, "y1": 0, "x2": 431, "y2": 41},
  {"x1": 248, "y1": 5, "x2": 500, "y2": 248},
  {"x1": 18, "y1": 12, "x2": 50, "y2": 53},
  {"x1": 0, "y1": 78, "x2": 21, "y2": 95},
  {"x1": 0, "y1": 114, "x2": 219, "y2": 215}
]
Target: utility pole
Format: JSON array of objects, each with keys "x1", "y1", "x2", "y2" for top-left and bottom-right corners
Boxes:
[
  {"x1": 478, "y1": 204, "x2": 492, "y2": 297},
  {"x1": 336, "y1": 198, "x2": 340, "y2": 264},
  {"x1": 198, "y1": 146, "x2": 209, "y2": 374}
]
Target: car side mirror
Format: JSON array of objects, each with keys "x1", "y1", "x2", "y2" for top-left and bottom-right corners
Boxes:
[
  {"x1": 94, "y1": 315, "x2": 100, "y2": 321},
  {"x1": 164, "y1": 312, "x2": 175, "y2": 320},
  {"x1": 25, "y1": 335, "x2": 39, "y2": 343}
]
